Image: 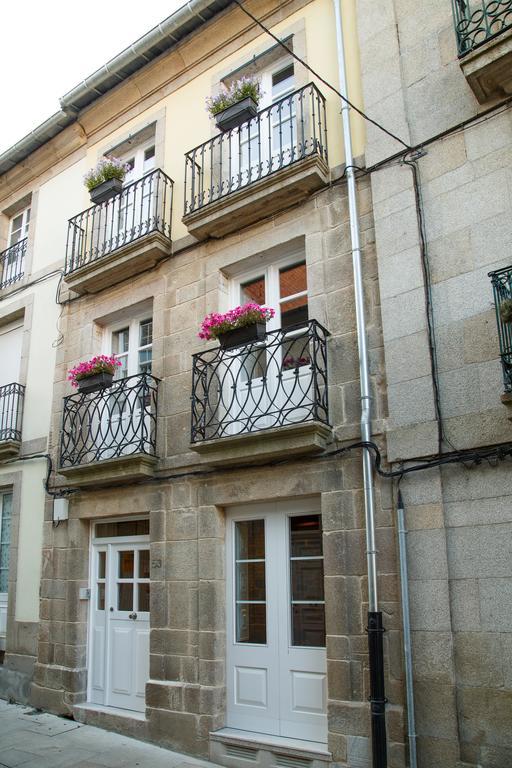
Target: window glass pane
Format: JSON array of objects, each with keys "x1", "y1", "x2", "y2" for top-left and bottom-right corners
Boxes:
[
  {"x1": 112, "y1": 328, "x2": 129, "y2": 354},
  {"x1": 236, "y1": 561, "x2": 266, "y2": 601},
  {"x1": 25, "y1": 208, "x2": 31, "y2": 226},
  {"x1": 95, "y1": 520, "x2": 149, "y2": 538},
  {"x1": 272, "y1": 64, "x2": 294, "y2": 91},
  {"x1": 236, "y1": 519, "x2": 265, "y2": 560},
  {"x1": 97, "y1": 583, "x2": 105, "y2": 610},
  {"x1": 280, "y1": 262, "x2": 307, "y2": 299},
  {"x1": 291, "y1": 559, "x2": 324, "y2": 601},
  {"x1": 139, "y1": 319, "x2": 152, "y2": 347},
  {"x1": 138, "y1": 348, "x2": 152, "y2": 374},
  {"x1": 282, "y1": 331, "x2": 311, "y2": 371},
  {"x1": 118, "y1": 583, "x2": 133, "y2": 611},
  {"x1": 0, "y1": 494, "x2": 13, "y2": 593},
  {"x1": 237, "y1": 603, "x2": 266, "y2": 644},
  {"x1": 292, "y1": 604, "x2": 325, "y2": 647},
  {"x1": 290, "y1": 515, "x2": 322, "y2": 557},
  {"x1": 241, "y1": 276, "x2": 265, "y2": 305},
  {"x1": 139, "y1": 550, "x2": 150, "y2": 579},
  {"x1": 138, "y1": 583, "x2": 150, "y2": 612},
  {"x1": 144, "y1": 146, "x2": 155, "y2": 161},
  {"x1": 98, "y1": 551, "x2": 106, "y2": 579},
  {"x1": 118, "y1": 551, "x2": 134, "y2": 578}
]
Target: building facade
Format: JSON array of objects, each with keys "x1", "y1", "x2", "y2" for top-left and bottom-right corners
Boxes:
[{"x1": 0, "y1": 1, "x2": 511, "y2": 768}]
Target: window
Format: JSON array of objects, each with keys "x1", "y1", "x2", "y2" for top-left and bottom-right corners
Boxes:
[
  {"x1": 0, "y1": 493, "x2": 12, "y2": 594},
  {"x1": 8, "y1": 207, "x2": 30, "y2": 247},
  {"x1": 110, "y1": 316, "x2": 153, "y2": 379}
]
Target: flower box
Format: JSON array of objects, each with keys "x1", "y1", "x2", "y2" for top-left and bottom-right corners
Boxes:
[
  {"x1": 217, "y1": 322, "x2": 267, "y2": 349},
  {"x1": 77, "y1": 371, "x2": 115, "y2": 394},
  {"x1": 215, "y1": 96, "x2": 259, "y2": 132},
  {"x1": 89, "y1": 177, "x2": 123, "y2": 205}
]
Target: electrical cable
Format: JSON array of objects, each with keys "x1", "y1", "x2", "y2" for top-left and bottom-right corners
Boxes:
[{"x1": 231, "y1": 0, "x2": 412, "y2": 150}]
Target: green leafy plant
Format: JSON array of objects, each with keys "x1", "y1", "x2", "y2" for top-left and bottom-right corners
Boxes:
[
  {"x1": 499, "y1": 298, "x2": 512, "y2": 324},
  {"x1": 83, "y1": 157, "x2": 130, "y2": 192},
  {"x1": 206, "y1": 76, "x2": 262, "y2": 117}
]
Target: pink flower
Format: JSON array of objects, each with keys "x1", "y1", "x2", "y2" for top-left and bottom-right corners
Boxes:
[
  {"x1": 198, "y1": 303, "x2": 275, "y2": 341},
  {"x1": 67, "y1": 354, "x2": 122, "y2": 387}
]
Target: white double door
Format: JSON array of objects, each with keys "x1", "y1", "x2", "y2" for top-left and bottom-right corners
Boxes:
[
  {"x1": 226, "y1": 500, "x2": 327, "y2": 743},
  {"x1": 90, "y1": 538, "x2": 150, "y2": 712}
]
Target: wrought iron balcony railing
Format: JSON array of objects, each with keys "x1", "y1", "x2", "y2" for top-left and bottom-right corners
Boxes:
[
  {"x1": 452, "y1": 0, "x2": 512, "y2": 56},
  {"x1": 59, "y1": 373, "x2": 158, "y2": 468},
  {"x1": 0, "y1": 383, "x2": 25, "y2": 443},
  {"x1": 191, "y1": 320, "x2": 329, "y2": 443},
  {"x1": 65, "y1": 169, "x2": 173, "y2": 276},
  {"x1": 184, "y1": 82, "x2": 328, "y2": 215},
  {"x1": 489, "y1": 265, "x2": 512, "y2": 392},
  {"x1": 0, "y1": 239, "x2": 26, "y2": 290}
]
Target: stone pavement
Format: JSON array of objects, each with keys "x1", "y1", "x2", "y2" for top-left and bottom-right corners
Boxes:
[{"x1": 0, "y1": 700, "x2": 216, "y2": 768}]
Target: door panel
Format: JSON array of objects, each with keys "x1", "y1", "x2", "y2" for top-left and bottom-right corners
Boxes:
[
  {"x1": 227, "y1": 503, "x2": 327, "y2": 743},
  {"x1": 90, "y1": 537, "x2": 149, "y2": 712}
]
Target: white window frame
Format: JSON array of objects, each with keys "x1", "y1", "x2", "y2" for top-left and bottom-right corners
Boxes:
[
  {"x1": 229, "y1": 250, "x2": 308, "y2": 331},
  {"x1": 8, "y1": 207, "x2": 31, "y2": 248},
  {"x1": 103, "y1": 314, "x2": 153, "y2": 379}
]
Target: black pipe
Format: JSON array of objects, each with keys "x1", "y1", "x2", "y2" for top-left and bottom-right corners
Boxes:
[{"x1": 367, "y1": 611, "x2": 387, "y2": 768}]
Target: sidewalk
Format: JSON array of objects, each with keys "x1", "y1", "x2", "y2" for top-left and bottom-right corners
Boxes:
[{"x1": 0, "y1": 700, "x2": 216, "y2": 768}]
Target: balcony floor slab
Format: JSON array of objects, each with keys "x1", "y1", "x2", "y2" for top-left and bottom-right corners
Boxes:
[
  {"x1": 0, "y1": 440, "x2": 21, "y2": 462},
  {"x1": 190, "y1": 421, "x2": 332, "y2": 466},
  {"x1": 64, "y1": 230, "x2": 171, "y2": 295},
  {"x1": 58, "y1": 453, "x2": 157, "y2": 488},
  {"x1": 183, "y1": 155, "x2": 329, "y2": 240},
  {"x1": 460, "y1": 26, "x2": 512, "y2": 103}
]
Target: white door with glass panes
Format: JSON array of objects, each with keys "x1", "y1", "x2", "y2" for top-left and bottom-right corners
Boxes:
[
  {"x1": 117, "y1": 142, "x2": 156, "y2": 244},
  {"x1": 231, "y1": 61, "x2": 295, "y2": 189},
  {"x1": 89, "y1": 519, "x2": 150, "y2": 712},
  {"x1": 0, "y1": 493, "x2": 13, "y2": 650},
  {"x1": 2, "y1": 207, "x2": 30, "y2": 284},
  {"x1": 227, "y1": 256, "x2": 311, "y2": 433},
  {"x1": 100, "y1": 316, "x2": 153, "y2": 459},
  {"x1": 90, "y1": 143, "x2": 156, "y2": 255},
  {"x1": 226, "y1": 500, "x2": 327, "y2": 742}
]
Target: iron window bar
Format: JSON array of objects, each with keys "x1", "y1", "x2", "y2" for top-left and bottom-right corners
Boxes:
[
  {"x1": 0, "y1": 239, "x2": 27, "y2": 291},
  {"x1": 451, "y1": 0, "x2": 512, "y2": 56},
  {"x1": 65, "y1": 169, "x2": 174, "y2": 276},
  {"x1": 59, "y1": 372, "x2": 159, "y2": 467},
  {"x1": 184, "y1": 82, "x2": 328, "y2": 215},
  {"x1": 0, "y1": 383, "x2": 25, "y2": 442},
  {"x1": 191, "y1": 319, "x2": 329, "y2": 443},
  {"x1": 489, "y1": 265, "x2": 512, "y2": 393}
]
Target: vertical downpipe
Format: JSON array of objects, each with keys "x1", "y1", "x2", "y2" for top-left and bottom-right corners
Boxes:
[
  {"x1": 331, "y1": 2, "x2": 387, "y2": 766},
  {"x1": 397, "y1": 491, "x2": 418, "y2": 768}
]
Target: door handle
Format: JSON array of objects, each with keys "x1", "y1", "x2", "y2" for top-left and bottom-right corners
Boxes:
[{"x1": 128, "y1": 612, "x2": 137, "y2": 620}]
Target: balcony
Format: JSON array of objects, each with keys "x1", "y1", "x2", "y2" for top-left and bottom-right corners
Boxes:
[
  {"x1": 0, "y1": 383, "x2": 25, "y2": 460},
  {"x1": 489, "y1": 265, "x2": 512, "y2": 417},
  {"x1": 64, "y1": 169, "x2": 173, "y2": 295},
  {"x1": 452, "y1": 0, "x2": 512, "y2": 102},
  {"x1": 0, "y1": 239, "x2": 26, "y2": 292},
  {"x1": 183, "y1": 83, "x2": 329, "y2": 239},
  {"x1": 190, "y1": 320, "x2": 331, "y2": 465},
  {"x1": 59, "y1": 373, "x2": 158, "y2": 486}
]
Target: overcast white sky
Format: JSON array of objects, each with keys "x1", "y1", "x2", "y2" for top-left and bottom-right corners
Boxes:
[{"x1": 0, "y1": 0, "x2": 187, "y2": 154}]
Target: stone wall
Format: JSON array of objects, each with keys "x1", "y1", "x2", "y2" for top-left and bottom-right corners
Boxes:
[
  {"x1": 32, "y1": 179, "x2": 408, "y2": 765},
  {"x1": 356, "y1": 0, "x2": 512, "y2": 765}
]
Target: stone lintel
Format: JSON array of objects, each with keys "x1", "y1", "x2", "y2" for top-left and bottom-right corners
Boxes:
[
  {"x1": 0, "y1": 439, "x2": 21, "y2": 462},
  {"x1": 190, "y1": 421, "x2": 332, "y2": 466},
  {"x1": 63, "y1": 231, "x2": 172, "y2": 295},
  {"x1": 182, "y1": 155, "x2": 329, "y2": 240},
  {"x1": 58, "y1": 453, "x2": 157, "y2": 488},
  {"x1": 460, "y1": 27, "x2": 512, "y2": 103}
]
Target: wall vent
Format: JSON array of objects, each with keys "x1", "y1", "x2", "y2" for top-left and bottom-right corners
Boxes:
[
  {"x1": 225, "y1": 744, "x2": 258, "y2": 761},
  {"x1": 274, "y1": 754, "x2": 312, "y2": 768}
]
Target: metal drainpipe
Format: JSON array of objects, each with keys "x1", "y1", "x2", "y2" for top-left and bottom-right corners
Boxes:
[
  {"x1": 332, "y1": 2, "x2": 387, "y2": 766},
  {"x1": 397, "y1": 491, "x2": 418, "y2": 768}
]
